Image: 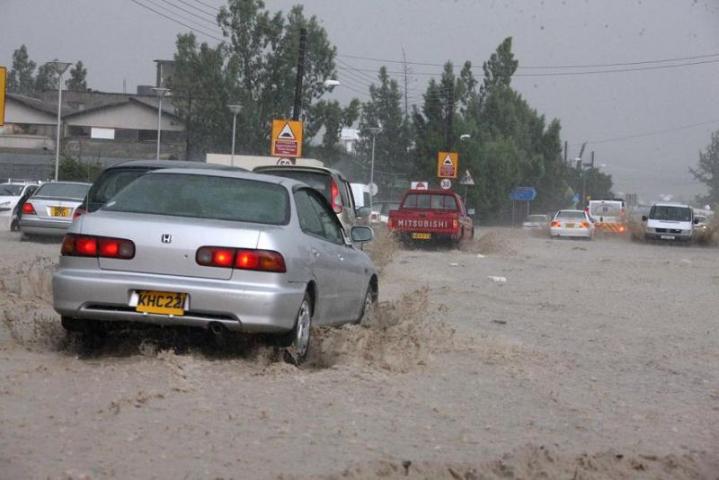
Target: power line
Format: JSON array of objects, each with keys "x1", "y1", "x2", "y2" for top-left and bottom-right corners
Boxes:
[
  {"x1": 128, "y1": 0, "x2": 223, "y2": 41},
  {"x1": 338, "y1": 51, "x2": 719, "y2": 71},
  {"x1": 585, "y1": 118, "x2": 719, "y2": 146},
  {"x1": 155, "y1": 0, "x2": 219, "y2": 27},
  {"x1": 174, "y1": 0, "x2": 218, "y2": 18}
]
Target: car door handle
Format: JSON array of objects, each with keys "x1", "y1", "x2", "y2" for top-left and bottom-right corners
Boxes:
[{"x1": 311, "y1": 248, "x2": 321, "y2": 258}]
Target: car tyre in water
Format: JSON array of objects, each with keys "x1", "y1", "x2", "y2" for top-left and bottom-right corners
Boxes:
[
  {"x1": 61, "y1": 316, "x2": 87, "y2": 332},
  {"x1": 282, "y1": 293, "x2": 313, "y2": 366},
  {"x1": 356, "y1": 283, "x2": 377, "y2": 326}
]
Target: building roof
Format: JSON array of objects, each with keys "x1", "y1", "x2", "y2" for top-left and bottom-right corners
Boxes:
[{"x1": 6, "y1": 93, "x2": 60, "y2": 116}]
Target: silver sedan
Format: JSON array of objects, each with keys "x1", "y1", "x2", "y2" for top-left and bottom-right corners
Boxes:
[
  {"x1": 53, "y1": 169, "x2": 378, "y2": 364},
  {"x1": 19, "y1": 181, "x2": 91, "y2": 237}
]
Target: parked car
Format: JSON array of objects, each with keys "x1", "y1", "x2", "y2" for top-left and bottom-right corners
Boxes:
[
  {"x1": 0, "y1": 181, "x2": 39, "y2": 230},
  {"x1": 75, "y1": 160, "x2": 246, "y2": 218},
  {"x1": 522, "y1": 214, "x2": 549, "y2": 231},
  {"x1": 253, "y1": 165, "x2": 360, "y2": 233},
  {"x1": 19, "y1": 181, "x2": 91, "y2": 238},
  {"x1": 641, "y1": 203, "x2": 695, "y2": 242},
  {"x1": 53, "y1": 169, "x2": 378, "y2": 365},
  {"x1": 387, "y1": 189, "x2": 473, "y2": 246},
  {"x1": 550, "y1": 209, "x2": 594, "y2": 239}
]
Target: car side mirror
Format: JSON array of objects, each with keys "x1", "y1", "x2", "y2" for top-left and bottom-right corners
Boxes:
[
  {"x1": 350, "y1": 226, "x2": 374, "y2": 243},
  {"x1": 693, "y1": 218, "x2": 699, "y2": 225},
  {"x1": 641, "y1": 216, "x2": 648, "y2": 222},
  {"x1": 356, "y1": 206, "x2": 371, "y2": 218}
]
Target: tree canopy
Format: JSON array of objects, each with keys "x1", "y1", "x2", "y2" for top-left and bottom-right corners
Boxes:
[{"x1": 691, "y1": 130, "x2": 719, "y2": 206}]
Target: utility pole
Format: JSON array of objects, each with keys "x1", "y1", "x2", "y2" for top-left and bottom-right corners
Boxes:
[
  {"x1": 292, "y1": 28, "x2": 307, "y2": 121},
  {"x1": 563, "y1": 141, "x2": 568, "y2": 163},
  {"x1": 402, "y1": 48, "x2": 409, "y2": 119},
  {"x1": 446, "y1": 87, "x2": 454, "y2": 150},
  {"x1": 185, "y1": 92, "x2": 192, "y2": 160}
]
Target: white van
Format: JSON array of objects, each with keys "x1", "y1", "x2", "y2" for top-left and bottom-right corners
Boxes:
[{"x1": 642, "y1": 203, "x2": 696, "y2": 242}]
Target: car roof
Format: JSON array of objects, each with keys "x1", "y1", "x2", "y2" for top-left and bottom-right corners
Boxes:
[
  {"x1": 39, "y1": 181, "x2": 92, "y2": 186},
  {"x1": 147, "y1": 168, "x2": 308, "y2": 189},
  {"x1": 653, "y1": 202, "x2": 691, "y2": 208},
  {"x1": 405, "y1": 189, "x2": 457, "y2": 195},
  {"x1": 557, "y1": 209, "x2": 584, "y2": 213},
  {"x1": 253, "y1": 165, "x2": 348, "y2": 179},
  {"x1": 108, "y1": 160, "x2": 247, "y2": 171}
]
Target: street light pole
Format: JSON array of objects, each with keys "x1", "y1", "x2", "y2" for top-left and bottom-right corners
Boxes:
[
  {"x1": 228, "y1": 104, "x2": 241, "y2": 167},
  {"x1": 367, "y1": 126, "x2": 381, "y2": 214},
  {"x1": 152, "y1": 87, "x2": 170, "y2": 160},
  {"x1": 47, "y1": 61, "x2": 72, "y2": 181}
]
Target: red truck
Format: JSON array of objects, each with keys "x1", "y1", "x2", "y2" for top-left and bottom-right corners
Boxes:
[{"x1": 387, "y1": 189, "x2": 474, "y2": 245}]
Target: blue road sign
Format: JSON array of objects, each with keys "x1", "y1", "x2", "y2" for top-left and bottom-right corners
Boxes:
[{"x1": 510, "y1": 186, "x2": 537, "y2": 202}]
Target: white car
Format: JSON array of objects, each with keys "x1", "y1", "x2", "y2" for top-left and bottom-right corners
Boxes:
[
  {"x1": 550, "y1": 209, "x2": 594, "y2": 239},
  {"x1": 0, "y1": 182, "x2": 40, "y2": 230},
  {"x1": 522, "y1": 214, "x2": 549, "y2": 230}
]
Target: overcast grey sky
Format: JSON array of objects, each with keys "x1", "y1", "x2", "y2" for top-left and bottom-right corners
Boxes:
[{"x1": 3, "y1": 0, "x2": 719, "y2": 201}]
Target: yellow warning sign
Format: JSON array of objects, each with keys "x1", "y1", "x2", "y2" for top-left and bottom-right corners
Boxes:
[
  {"x1": 0, "y1": 66, "x2": 6, "y2": 127},
  {"x1": 271, "y1": 119, "x2": 303, "y2": 158},
  {"x1": 437, "y1": 151, "x2": 458, "y2": 179}
]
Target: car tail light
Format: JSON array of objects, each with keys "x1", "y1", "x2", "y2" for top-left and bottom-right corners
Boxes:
[
  {"x1": 619, "y1": 225, "x2": 625, "y2": 233},
  {"x1": 452, "y1": 219, "x2": 459, "y2": 229},
  {"x1": 62, "y1": 234, "x2": 134, "y2": 259},
  {"x1": 387, "y1": 217, "x2": 394, "y2": 229},
  {"x1": 330, "y1": 180, "x2": 343, "y2": 214},
  {"x1": 73, "y1": 207, "x2": 86, "y2": 220},
  {"x1": 551, "y1": 221, "x2": 561, "y2": 227},
  {"x1": 196, "y1": 247, "x2": 286, "y2": 273},
  {"x1": 580, "y1": 221, "x2": 590, "y2": 228},
  {"x1": 22, "y1": 202, "x2": 36, "y2": 215}
]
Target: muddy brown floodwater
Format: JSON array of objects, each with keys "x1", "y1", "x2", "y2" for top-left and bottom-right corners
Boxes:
[{"x1": 0, "y1": 228, "x2": 717, "y2": 479}]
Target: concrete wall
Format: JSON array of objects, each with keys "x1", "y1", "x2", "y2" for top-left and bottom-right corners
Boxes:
[{"x1": 65, "y1": 103, "x2": 183, "y2": 131}]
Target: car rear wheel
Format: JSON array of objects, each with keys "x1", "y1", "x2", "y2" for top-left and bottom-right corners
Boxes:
[{"x1": 283, "y1": 293, "x2": 313, "y2": 366}]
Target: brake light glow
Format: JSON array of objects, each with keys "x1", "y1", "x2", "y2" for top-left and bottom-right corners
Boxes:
[
  {"x1": 579, "y1": 221, "x2": 590, "y2": 228},
  {"x1": 73, "y1": 207, "x2": 86, "y2": 220},
  {"x1": 196, "y1": 247, "x2": 286, "y2": 273},
  {"x1": 62, "y1": 234, "x2": 134, "y2": 259},
  {"x1": 22, "y1": 202, "x2": 36, "y2": 215},
  {"x1": 551, "y1": 221, "x2": 561, "y2": 227},
  {"x1": 452, "y1": 219, "x2": 459, "y2": 229},
  {"x1": 330, "y1": 180, "x2": 343, "y2": 214}
]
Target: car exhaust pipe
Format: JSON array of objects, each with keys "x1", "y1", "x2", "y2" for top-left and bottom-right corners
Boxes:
[
  {"x1": 208, "y1": 322, "x2": 228, "y2": 348},
  {"x1": 208, "y1": 322, "x2": 225, "y2": 336}
]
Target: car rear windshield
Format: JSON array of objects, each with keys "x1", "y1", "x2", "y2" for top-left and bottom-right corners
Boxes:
[
  {"x1": 0, "y1": 185, "x2": 24, "y2": 196},
  {"x1": 556, "y1": 211, "x2": 586, "y2": 219},
  {"x1": 402, "y1": 194, "x2": 458, "y2": 210},
  {"x1": 260, "y1": 170, "x2": 332, "y2": 202},
  {"x1": 526, "y1": 215, "x2": 547, "y2": 222},
  {"x1": 589, "y1": 203, "x2": 621, "y2": 217},
  {"x1": 87, "y1": 168, "x2": 149, "y2": 212},
  {"x1": 650, "y1": 206, "x2": 692, "y2": 222},
  {"x1": 103, "y1": 173, "x2": 289, "y2": 225},
  {"x1": 35, "y1": 183, "x2": 90, "y2": 200}
]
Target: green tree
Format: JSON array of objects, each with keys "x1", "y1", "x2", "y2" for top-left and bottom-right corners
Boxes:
[
  {"x1": 59, "y1": 155, "x2": 102, "y2": 182},
  {"x1": 66, "y1": 61, "x2": 88, "y2": 91},
  {"x1": 170, "y1": 0, "x2": 338, "y2": 159},
  {"x1": 358, "y1": 66, "x2": 411, "y2": 188},
  {"x1": 34, "y1": 61, "x2": 59, "y2": 92},
  {"x1": 7, "y1": 45, "x2": 36, "y2": 95},
  {"x1": 690, "y1": 130, "x2": 719, "y2": 206},
  {"x1": 305, "y1": 98, "x2": 360, "y2": 161}
]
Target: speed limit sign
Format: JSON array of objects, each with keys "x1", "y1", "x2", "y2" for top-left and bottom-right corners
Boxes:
[{"x1": 440, "y1": 178, "x2": 452, "y2": 190}]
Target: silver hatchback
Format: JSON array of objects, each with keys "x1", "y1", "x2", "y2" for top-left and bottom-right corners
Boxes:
[{"x1": 53, "y1": 169, "x2": 378, "y2": 363}]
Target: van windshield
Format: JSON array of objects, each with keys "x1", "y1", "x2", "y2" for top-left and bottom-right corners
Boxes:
[{"x1": 650, "y1": 206, "x2": 692, "y2": 222}]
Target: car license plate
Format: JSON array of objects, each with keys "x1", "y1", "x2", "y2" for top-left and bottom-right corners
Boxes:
[
  {"x1": 136, "y1": 291, "x2": 187, "y2": 316},
  {"x1": 660, "y1": 235, "x2": 676, "y2": 240},
  {"x1": 565, "y1": 223, "x2": 575, "y2": 228},
  {"x1": 50, "y1": 207, "x2": 71, "y2": 217},
  {"x1": 412, "y1": 233, "x2": 431, "y2": 240}
]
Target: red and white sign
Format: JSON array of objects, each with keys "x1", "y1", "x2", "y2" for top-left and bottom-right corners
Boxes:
[
  {"x1": 440, "y1": 179, "x2": 452, "y2": 190},
  {"x1": 411, "y1": 181, "x2": 429, "y2": 190}
]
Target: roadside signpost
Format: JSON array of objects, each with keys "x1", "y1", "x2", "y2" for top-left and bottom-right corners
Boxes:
[
  {"x1": 459, "y1": 168, "x2": 475, "y2": 205},
  {"x1": 510, "y1": 186, "x2": 538, "y2": 226},
  {"x1": 271, "y1": 119, "x2": 303, "y2": 159},
  {"x1": 411, "y1": 181, "x2": 429, "y2": 190},
  {"x1": 440, "y1": 178, "x2": 452, "y2": 190},
  {"x1": 0, "y1": 66, "x2": 6, "y2": 126},
  {"x1": 436, "y1": 151, "x2": 458, "y2": 179}
]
